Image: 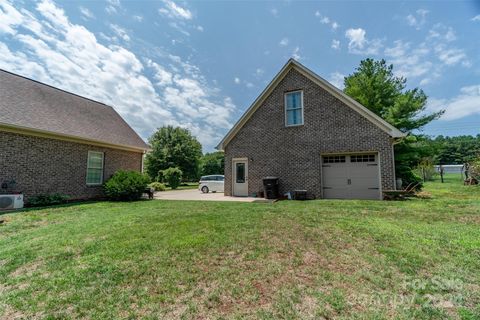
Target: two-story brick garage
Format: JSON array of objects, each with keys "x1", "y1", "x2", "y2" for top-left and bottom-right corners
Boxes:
[
  {"x1": 0, "y1": 69, "x2": 149, "y2": 202},
  {"x1": 217, "y1": 59, "x2": 406, "y2": 200}
]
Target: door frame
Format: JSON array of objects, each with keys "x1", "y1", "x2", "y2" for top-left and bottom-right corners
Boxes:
[
  {"x1": 320, "y1": 151, "x2": 382, "y2": 200},
  {"x1": 232, "y1": 157, "x2": 249, "y2": 197}
]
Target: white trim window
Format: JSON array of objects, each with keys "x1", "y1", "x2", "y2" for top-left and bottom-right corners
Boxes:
[
  {"x1": 285, "y1": 90, "x2": 304, "y2": 126},
  {"x1": 86, "y1": 151, "x2": 104, "y2": 185}
]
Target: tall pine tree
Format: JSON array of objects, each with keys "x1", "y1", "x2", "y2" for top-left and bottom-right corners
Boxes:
[{"x1": 343, "y1": 59, "x2": 444, "y2": 185}]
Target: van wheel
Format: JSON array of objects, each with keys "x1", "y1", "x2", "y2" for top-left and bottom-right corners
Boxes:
[{"x1": 201, "y1": 186, "x2": 209, "y2": 193}]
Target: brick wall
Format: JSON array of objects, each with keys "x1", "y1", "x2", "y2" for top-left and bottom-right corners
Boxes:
[
  {"x1": 224, "y1": 68, "x2": 396, "y2": 198},
  {"x1": 0, "y1": 131, "x2": 144, "y2": 201}
]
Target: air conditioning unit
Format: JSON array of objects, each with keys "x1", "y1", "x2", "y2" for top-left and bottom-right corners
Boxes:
[{"x1": 0, "y1": 194, "x2": 24, "y2": 210}]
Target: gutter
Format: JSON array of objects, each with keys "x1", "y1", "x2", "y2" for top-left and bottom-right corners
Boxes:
[{"x1": 0, "y1": 122, "x2": 151, "y2": 153}]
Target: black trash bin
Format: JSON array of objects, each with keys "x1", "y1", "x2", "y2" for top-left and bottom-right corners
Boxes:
[{"x1": 263, "y1": 177, "x2": 279, "y2": 199}]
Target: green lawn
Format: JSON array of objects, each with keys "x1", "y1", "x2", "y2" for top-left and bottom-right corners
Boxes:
[
  {"x1": 165, "y1": 182, "x2": 199, "y2": 191},
  {"x1": 1, "y1": 174, "x2": 479, "y2": 319}
]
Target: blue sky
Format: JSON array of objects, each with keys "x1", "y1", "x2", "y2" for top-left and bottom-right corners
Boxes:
[{"x1": 1, "y1": 0, "x2": 479, "y2": 151}]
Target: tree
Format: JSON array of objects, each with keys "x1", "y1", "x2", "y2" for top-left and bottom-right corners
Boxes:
[
  {"x1": 344, "y1": 59, "x2": 443, "y2": 132},
  {"x1": 343, "y1": 59, "x2": 444, "y2": 186},
  {"x1": 161, "y1": 167, "x2": 182, "y2": 189},
  {"x1": 200, "y1": 152, "x2": 225, "y2": 176},
  {"x1": 145, "y1": 126, "x2": 202, "y2": 181}
]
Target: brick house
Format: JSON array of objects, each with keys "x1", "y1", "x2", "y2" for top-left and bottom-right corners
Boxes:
[
  {"x1": 217, "y1": 59, "x2": 406, "y2": 200},
  {"x1": 0, "y1": 69, "x2": 149, "y2": 202}
]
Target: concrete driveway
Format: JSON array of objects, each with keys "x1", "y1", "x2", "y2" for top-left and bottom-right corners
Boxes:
[{"x1": 154, "y1": 189, "x2": 267, "y2": 202}]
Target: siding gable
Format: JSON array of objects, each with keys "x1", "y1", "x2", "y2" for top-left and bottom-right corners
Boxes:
[{"x1": 217, "y1": 59, "x2": 404, "y2": 150}]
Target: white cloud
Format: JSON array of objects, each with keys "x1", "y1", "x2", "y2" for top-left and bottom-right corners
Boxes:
[
  {"x1": 345, "y1": 28, "x2": 382, "y2": 55},
  {"x1": 406, "y1": 9, "x2": 429, "y2": 29},
  {"x1": 0, "y1": 0, "x2": 235, "y2": 151},
  {"x1": 345, "y1": 28, "x2": 366, "y2": 48},
  {"x1": 328, "y1": 72, "x2": 345, "y2": 89},
  {"x1": 279, "y1": 37, "x2": 289, "y2": 46},
  {"x1": 427, "y1": 85, "x2": 480, "y2": 120},
  {"x1": 472, "y1": 15, "x2": 480, "y2": 21},
  {"x1": 196, "y1": 25, "x2": 203, "y2": 32},
  {"x1": 270, "y1": 8, "x2": 278, "y2": 17},
  {"x1": 234, "y1": 77, "x2": 240, "y2": 84},
  {"x1": 426, "y1": 24, "x2": 470, "y2": 68},
  {"x1": 434, "y1": 45, "x2": 468, "y2": 66},
  {"x1": 384, "y1": 23, "x2": 470, "y2": 86},
  {"x1": 315, "y1": 11, "x2": 338, "y2": 31},
  {"x1": 291, "y1": 46, "x2": 301, "y2": 60},
  {"x1": 0, "y1": 1, "x2": 24, "y2": 35},
  {"x1": 320, "y1": 16, "x2": 330, "y2": 24},
  {"x1": 245, "y1": 82, "x2": 254, "y2": 88},
  {"x1": 110, "y1": 24, "x2": 130, "y2": 41},
  {"x1": 105, "y1": 0, "x2": 121, "y2": 15},
  {"x1": 331, "y1": 39, "x2": 340, "y2": 50},
  {"x1": 385, "y1": 40, "x2": 432, "y2": 79},
  {"x1": 159, "y1": 0, "x2": 192, "y2": 20},
  {"x1": 255, "y1": 68, "x2": 264, "y2": 76},
  {"x1": 147, "y1": 59, "x2": 173, "y2": 86},
  {"x1": 133, "y1": 15, "x2": 143, "y2": 22},
  {"x1": 79, "y1": 7, "x2": 94, "y2": 20},
  {"x1": 428, "y1": 23, "x2": 456, "y2": 42}
]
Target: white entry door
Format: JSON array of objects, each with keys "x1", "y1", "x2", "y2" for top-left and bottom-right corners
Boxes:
[
  {"x1": 322, "y1": 154, "x2": 380, "y2": 200},
  {"x1": 233, "y1": 159, "x2": 248, "y2": 197}
]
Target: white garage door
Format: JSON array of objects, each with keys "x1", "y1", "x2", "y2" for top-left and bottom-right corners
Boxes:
[{"x1": 322, "y1": 154, "x2": 380, "y2": 200}]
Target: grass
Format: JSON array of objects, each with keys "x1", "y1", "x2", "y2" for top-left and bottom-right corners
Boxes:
[
  {"x1": 0, "y1": 174, "x2": 479, "y2": 319},
  {"x1": 165, "y1": 182, "x2": 199, "y2": 191}
]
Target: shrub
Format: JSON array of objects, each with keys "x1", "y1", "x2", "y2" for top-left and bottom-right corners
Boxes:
[
  {"x1": 148, "y1": 182, "x2": 166, "y2": 191},
  {"x1": 397, "y1": 165, "x2": 423, "y2": 190},
  {"x1": 414, "y1": 158, "x2": 437, "y2": 182},
  {"x1": 28, "y1": 193, "x2": 70, "y2": 207},
  {"x1": 161, "y1": 167, "x2": 182, "y2": 189},
  {"x1": 470, "y1": 157, "x2": 480, "y2": 180},
  {"x1": 104, "y1": 170, "x2": 150, "y2": 201}
]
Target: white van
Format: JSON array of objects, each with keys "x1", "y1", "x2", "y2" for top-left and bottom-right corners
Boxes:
[{"x1": 198, "y1": 175, "x2": 224, "y2": 193}]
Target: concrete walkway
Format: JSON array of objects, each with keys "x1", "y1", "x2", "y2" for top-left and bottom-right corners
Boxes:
[{"x1": 154, "y1": 189, "x2": 268, "y2": 202}]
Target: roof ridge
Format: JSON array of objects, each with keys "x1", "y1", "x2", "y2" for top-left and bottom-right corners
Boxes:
[{"x1": 0, "y1": 68, "x2": 112, "y2": 108}]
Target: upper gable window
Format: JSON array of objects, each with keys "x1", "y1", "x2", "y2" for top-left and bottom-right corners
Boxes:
[{"x1": 285, "y1": 90, "x2": 304, "y2": 126}]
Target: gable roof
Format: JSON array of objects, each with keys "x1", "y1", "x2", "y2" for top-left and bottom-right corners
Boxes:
[
  {"x1": 0, "y1": 69, "x2": 149, "y2": 152},
  {"x1": 216, "y1": 59, "x2": 406, "y2": 150}
]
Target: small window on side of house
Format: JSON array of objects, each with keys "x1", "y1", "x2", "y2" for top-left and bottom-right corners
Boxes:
[
  {"x1": 86, "y1": 151, "x2": 104, "y2": 185},
  {"x1": 285, "y1": 90, "x2": 304, "y2": 126},
  {"x1": 323, "y1": 155, "x2": 346, "y2": 163}
]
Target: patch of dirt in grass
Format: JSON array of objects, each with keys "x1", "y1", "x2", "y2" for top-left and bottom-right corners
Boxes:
[
  {"x1": 172, "y1": 225, "x2": 398, "y2": 318},
  {"x1": 9, "y1": 260, "x2": 44, "y2": 278},
  {"x1": 0, "y1": 305, "x2": 43, "y2": 320},
  {"x1": 456, "y1": 215, "x2": 480, "y2": 224}
]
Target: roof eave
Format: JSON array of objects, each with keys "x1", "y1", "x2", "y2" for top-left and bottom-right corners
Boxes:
[{"x1": 0, "y1": 122, "x2": 150, "y2": 153}]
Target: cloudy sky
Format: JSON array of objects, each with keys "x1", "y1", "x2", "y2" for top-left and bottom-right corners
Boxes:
[{"x1": 1, "y1": 0, "x2": 479, "y2": 151}]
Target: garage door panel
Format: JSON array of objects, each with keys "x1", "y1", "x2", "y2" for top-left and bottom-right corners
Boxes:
[
  {"x1": 349, "y1": 188, "x2": 379, "y2": 200},
  {"x1": 322, "y1": 154, "x2": 380, "y2": 200},
  {"x1": 350, "y1": 177, "x2": 379, "y2": 187},
  {"x1": 324, "y1": 187, "x2": 350, "y2": 199},
  {"x1": 323, "y1": 177, "x2": 348, "y2": 188},
  {"x1": 348, "y1": 167, "x2": 378, "y2": 178},
  {"x1": 322, "y1": 166, "x2": 347, "y2": 178}
]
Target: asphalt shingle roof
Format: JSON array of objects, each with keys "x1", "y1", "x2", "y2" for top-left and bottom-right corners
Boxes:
[{"x1": 0, "y1": 69, "x2": 149, "y2": 151}]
